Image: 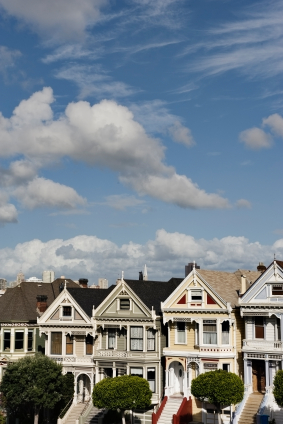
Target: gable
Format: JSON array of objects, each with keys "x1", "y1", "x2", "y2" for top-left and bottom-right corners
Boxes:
[
  {"x1": 163, "y1": 270, "x2": 227, "y2": 310},
  {"x1": 241, "y1": 261, "x2": 283, "y2": 304},
  {"x1": 38, "y1": 289, "x2": 91, "y2": 324},
  {"x1": 95, "y1": 282, "x2": 152, "y2": 319}
]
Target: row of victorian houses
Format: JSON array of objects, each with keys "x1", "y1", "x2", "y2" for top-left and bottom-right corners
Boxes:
[{"x1": 0, "y1": 260, "x2": 283, "y2": 424}]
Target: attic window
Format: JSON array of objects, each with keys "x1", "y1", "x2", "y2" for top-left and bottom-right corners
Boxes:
[
  {"x1": 63, "y1": 306, "x2": 72, "y2": 316},
  {"x1": 120, "y1": 299, "x2": 130, "y2": 310},
  {"x1": 191, "y1": 290, "x2": 202, "y2": 301},
  {"x1": 272, "y1": 285, "x2": 283, "y2": 296}
]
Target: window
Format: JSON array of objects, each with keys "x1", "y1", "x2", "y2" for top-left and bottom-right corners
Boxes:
[
  {"x1": 147, "y1": 368, "x2": 155, "y2": 392},
  {"x1": 51, "y1": 332, "x2": 62, "y2": 355},
  {"x1": 3, "y1": 331, "x2": 10, "y2": 351},
  {"x1": 191, "y1": 290, "x2": 202, "y2": 301},
  {"x1": 222, "y1": 363, "x2": 230, "y2": 372},
  {"x1": 277, "y1": 318, "x2": 281, "y2": 341},
  {"x1": 272, "y1": 285, "x2": 283, "y2": 296},
  {"x1": 221, "y1": 321, "x2": 230, "y2": 344},
  {"x1": 195, "y1": 322, "x2": 199, "y2": 346},
  {"x1": 255, "y1": 317, "x2": 264, "y2": 339},
  {"x1": 28, "y1": 330, "x2": 33, "y2": 351},
  {"x1": 120, "y1": 299, "x2": 130, "y2": 310},
  {"x1": 108, "y1": 329, "x2": 116, "y2": 349},
  {"x1": 63, "y1": 306, "x2": 72, "y2": 316},
  {"x1": 203, "y1": 320, "x2": 217, "y2": 344},
  {"x1": 130, "y1": 327, "x2": 143, "y2": 351},
  {"x1": 66, "y1": 335, "x2": 73, "y2": 355},
  {"x1": 15, "y1": 331, "x2": 24, "y2": 350},
  {"x1": 176, "y1": 322, "x2": 186, "y2": 343},
  {"x1": 147, "y1": 329, "x2": 155, "y2": 351},
  {"x1": 203, "y1": 363, "x2": 218, "y2": 373},
  {"x1": 86, "y1": 334, "x2": 93, "y2": 355},
  {"x1": 130, "y1": 367, "x2": 143, "y2": 377}
]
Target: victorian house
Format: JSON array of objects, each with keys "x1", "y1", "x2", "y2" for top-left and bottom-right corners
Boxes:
[
  {"x1": 0, "y1": 278, "x2": 79, "y2": 380},
  {"x1": 38, "y1": 276, "x2": 180, "y2": 424},
  {"x1": 235, "y1": 260, "x2": 283, "y2": 423},
  {"x1": 161, "y1": 264, "x2": 260, "y2": 424}
]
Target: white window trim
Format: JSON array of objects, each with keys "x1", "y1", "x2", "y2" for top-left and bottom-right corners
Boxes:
[
  {"x1": 118, "y1": 298, "x2": 132, "y2": 311},
  {"x1": 175, "y1": 322, "x2": 187, "y2": 345},
  {"x1": 14, "y1": 330, "x2": 24, "y2": 351},
  {"x1": 147, "y1": 328, "x2": 156, "y2": 352},
  {"x1": 188, "y1": 287, "x2": 205, "y2": 307},
  {"x1": 202, "y1": 319, "x2": 218, "y2": 346},
  {"x1": 147, "y1": 366, "x2": 156, "y2": 393},
  {"x1": 253, "y1": 317, "x2": 266, "y2": 340},
  {"x1": 60, "y1": 304, "x2": 74, "y2": 321}
]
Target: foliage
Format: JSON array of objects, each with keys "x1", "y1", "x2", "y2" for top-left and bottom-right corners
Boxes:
[
  {"x1": 92, "y1": 375, "x2": 152, "y2": 411},
  {"x1": 273, "y1": 370, "x2": 283, "y2": 407},
  {"x1": 0, "y1": 353, "x2": 73, "y2": 422},
  {"x1": 191, "y1": 370, "x2": 244, "y2": 412}
]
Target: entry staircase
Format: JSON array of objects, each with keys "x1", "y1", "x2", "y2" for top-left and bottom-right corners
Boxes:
[
  {"x1": 157, "y1": 396, "x2": 183, "y2": 424},
  {"x1": 85, "y1": 405, "x2": 105, "y2": 424},
  {"x1": 60, "y1": 402, "x2": 85, "y2": 424},
  {"x1": 238, "y1": 393, "x2": 264, "y2": 424}
]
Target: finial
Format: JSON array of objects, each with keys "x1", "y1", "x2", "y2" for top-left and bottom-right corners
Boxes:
[
  {"x1": 64, "y1": 279, "x2": 67, "y2": 290},
  {"x1": 122, "y1": 271, "x2": 124, "y2": 281}
]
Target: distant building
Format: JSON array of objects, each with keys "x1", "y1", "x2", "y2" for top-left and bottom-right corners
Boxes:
[
  {"x1": 26, "y1": 276, "x2": 43, "y2": 283},
  {"x1": 98, "y1": 278, "x2": 108, "y2": 289},
  {"x1": 16, "y1": 271, "x2": 25, "y2": 285},
  {"x1": 42, "y1": 270, "x2": 55, "y2": 283},
  {"x1": 0, "y1": 279, "x2": 7, "y2": 290}
]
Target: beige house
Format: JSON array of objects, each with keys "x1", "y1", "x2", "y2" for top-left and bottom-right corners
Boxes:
[{"x1": 161, "y1": 263, "x2": 260, "y2": 424}]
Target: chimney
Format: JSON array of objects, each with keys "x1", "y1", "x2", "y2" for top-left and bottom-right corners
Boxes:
[
  {"x1": 257, "y1": 262, "x2": 266, "y2": 273},
  {"x1": 240, "y1": 275, "x2": 247, "y2": 295},
  {"x1": 143, "y1": 264, "x2": 148, "y2": 281},
  {"x1": 36, "y1": 295, "x2": 48, "y2": 313},
  {"x1": 139, "y1": 271, "x2": 143, "y2": 281},
  {"x1": 79, "y1": 278, "x2": 88, "y2": 288},
  {"x1": 185, "y1": 262, "x2": 200, "y2": 277}
]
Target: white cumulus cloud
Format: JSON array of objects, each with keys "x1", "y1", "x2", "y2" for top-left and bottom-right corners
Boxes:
[
  {"x1": 0, "y1": 87, "x2": 232, "y2": 210},
  {"x1": 239, "y1": 127, "x2": 273, "y2": 150}
]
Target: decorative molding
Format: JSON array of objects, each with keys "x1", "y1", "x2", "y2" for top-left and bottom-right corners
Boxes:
[
  {"x1": 1, "y1": 323, "x2": 34, "y2": 327},
  {"x1": 119, "y1": 290, "x2": 129, "y2": 296}
]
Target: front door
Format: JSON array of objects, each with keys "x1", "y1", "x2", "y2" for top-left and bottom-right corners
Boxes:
[{"x1": 252, "y1": 360, "x2": 265, "y2": 393}]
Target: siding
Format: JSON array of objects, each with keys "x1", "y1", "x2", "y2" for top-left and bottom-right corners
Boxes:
[
  {"x1": 235, "y1": 309, "x2": 244, "y2": 380},
  {"x1": 192, "y1": 398, "x2": 202, "y2": 422},
  {"x1": 246, "y1": 319, "x2": 253, "y2": 339}
]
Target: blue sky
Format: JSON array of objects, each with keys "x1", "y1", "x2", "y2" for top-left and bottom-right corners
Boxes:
[{"x1": 0, "y1": 0, "x2": 283, "y2": 283}]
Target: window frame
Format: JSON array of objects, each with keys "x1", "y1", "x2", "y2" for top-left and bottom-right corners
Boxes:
[
  {"x1": 14, "y1": 331, "x2": 24, "y2": 351},
  {"x1": 3, "y1": 331, "x2": 11, "y2": 352},
  {"x1": 66, "y1": 334, "x2": 73, "y2": 355},
  {"x1": 120, "y1": 298, "x2": 130, "y2": 310},
  {"x1": 51, "y1": 332, "x2": 62, "y2": 355},
  {"x1": 176, "y1": 322, "x2": 186, "y2": 344},
  {"x1": 222, "y1": 363, "x2": 230, "y2": 372},
  {"x1": 147, "y1": 367, "x2": 156, "y2": 393},
  {"x1": 27, "y1": 330, "x2": 34, "y2": 351},
  {"x1": 221, "y1": 321, "x2": 230, "y2": 345},
  {"x1": 130, "y1": 326, "x2": 143, "y2": 351},
  {"x1": 203, "y1": 320, "x2": 217, "y2": 345},
  {"x1": 147, "y1": 329, "x2": 155, "y2": 351},
  {"x1": 254, "y1": 316, "x2": 265, "y2": 339},
  {"x1": 130, "y1": 367, "x2": 143, "y2": 378},
  {"x1": 107, "y1": 328, "x2": 116, "y2": 350},
  {"x1": 85, "y1": 334, "x2": 93, "y2": 355}
]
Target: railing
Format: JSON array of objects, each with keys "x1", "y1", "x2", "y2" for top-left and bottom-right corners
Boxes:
[
  {"x1": 57, "y1": 397, "x2": 73, "y2": 423},
  {"x1": 53, "y1": 356, "x2": 93, "y2": 363},
  {"x1": 242, "y1": 340, "x2": 282, "y2": 350},
  {"x1": 173, "y1": 397, "x2": 192, "y2": 424},
  {"x1": 232, "y1": 384, "x2": 252, "y2": 424},
  {"x1": 95, "y1": 350, "x2": 131, "y2": 358},
  {"x1": 199, "y1": 346, "x2": 234, "y2": 353},
  {"x1": 152, "y1": 396, "x2": 167, "y2": 424},
  {"x1": 79, "y1": 400, "x2": 93, "y2": 424}
]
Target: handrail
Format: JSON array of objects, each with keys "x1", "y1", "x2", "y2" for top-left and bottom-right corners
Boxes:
[
  {"x1": 233, "y1": 384, "x2": 252, "y2": 424},
  {"x1": 173, "y1": 397, "x2": 192, "y2": 424},
  {"x1": 152, "y1": 396, "x2": 167, "y2": 424},
  {"x1": 59, "y1": 397, "x2": 73, "y2": 419},
  {"x1": 80, "y1": 400, "x2": 91, "y2": 417}
]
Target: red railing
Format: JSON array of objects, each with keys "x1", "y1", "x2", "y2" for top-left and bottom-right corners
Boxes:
[
  {"x1": 173, "y1": 397, "x2": 192, "y2": 424},
  {"x1": 152, "y1": 396, "x2": 168, "y2": 424}
]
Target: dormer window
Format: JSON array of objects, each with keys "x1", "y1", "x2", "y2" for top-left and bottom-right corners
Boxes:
[
  {"x1": 120, "y1": 299, "x2": 130, "y2": 310},
  {"x1": 191, "y1": 290, "x2": 202, "y2": 301}
]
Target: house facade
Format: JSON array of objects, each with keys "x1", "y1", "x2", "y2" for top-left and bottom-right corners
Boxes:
[
  {"x1": 238, "y1": 260, "x2": 283, "y2": 421},
  {"x1": 161, "y1": 264, "x2": 260, "y2": 424}
]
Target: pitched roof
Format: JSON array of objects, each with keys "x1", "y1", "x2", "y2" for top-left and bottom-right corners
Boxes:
[
  {"x1": 0, "y1": 279, "x2": 79, "y2": 322},
  {"x1": 124, "y1": 278, "x2": 182, "y2": 315},
  {"x1": 67, "y1": 286, "x2": 116, "y2": 317},
  {"x1": 198, "y1": 269, "x2": 261, "y2": 307}
]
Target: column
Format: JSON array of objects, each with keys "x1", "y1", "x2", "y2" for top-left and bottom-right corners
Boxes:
[
  {"x1": 62, "y1": 333, "x2": 66, "y2": 356},
  {"x1": 165, "y1": 370, "x2": 169, "y2": 387},
  {"x1": 95, "y1": 361, "x2": 99, "y2": 383},
  {"x1": 244, "y1": 358, "x2": 249, "y2": 385},
  {"x1": 24, "y1": 328, "x2": 28, "y2": 353},
  {"x1": 143, "y1": 326, "x2": 146, "y2": 352},
  {"x1": 10, "y1": 328, "x2": 14, "y2": 353},
  {"x1": 127, "y1": 325, "x2": 130, "y2": 351},
  {"x1": 113, "y1": 362, "x2": 116, "y2": 377},
  {"x1": 265, "y1": 359, "x2": 270, "y2": 389}
]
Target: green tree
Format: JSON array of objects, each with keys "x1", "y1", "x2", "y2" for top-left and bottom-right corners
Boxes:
[
  {"x1": 0, "y1": 353, "x2": 73, "y2": 424},
  {"x1": 92, "y1": 375, "x2": 152, "y2": 424},
  {"x1": 191, "y1": 370, "x2": 244, "y2": 424},
  {"x1": 273, "y1": 370, "x2": 283, "y2": 407}
]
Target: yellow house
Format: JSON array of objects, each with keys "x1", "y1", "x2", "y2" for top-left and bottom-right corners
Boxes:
[{"x1": 161, "y1": 263, "x2": 260, "y2": 424}]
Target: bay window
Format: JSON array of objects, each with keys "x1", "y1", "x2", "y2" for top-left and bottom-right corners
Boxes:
[
  {"x1": 147, "y1": 329, "x2": 155, "y2": 351},
  {"x1": 255, "y1": 317, "x2": 264, "y2": 339},
  {"x1": 3, "y1": 331, "x2": 10, "y2": 351},
  {"x1": 176, "y1": 322, "x2": 186, "y2": 343},
  {"x1": 15, "y1": 331, "x2": 24, "y2": 350},
  {"x1": 28, "y1": 330, "x2": 33, "y2": 351},
  {"x1": 203, "y1": 320, "x2": 217, "y2": 344},
  {"x1": 221, "y1": 321, "x2": 230, "y2": 344},
  {"x1": 108, "y1": 329, "x2": 116, "y2": 349},
  {"x1": 66, "y1": 335, "x2": 73, "y2": 355}
]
